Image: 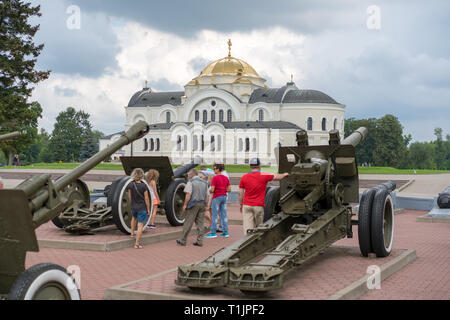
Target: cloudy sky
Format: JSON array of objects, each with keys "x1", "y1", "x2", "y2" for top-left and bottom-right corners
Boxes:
[{"x1": 28, "y1": 0, "x2": 450, "y2": 142}]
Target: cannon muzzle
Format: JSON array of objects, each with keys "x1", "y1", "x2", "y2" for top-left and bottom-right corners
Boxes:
[
  {"x1": 0, "y1": 131, "x2": 20, "y2": 142},
  {"x1": 341, "y1": 127, "x2": 368, "y2": 147},
  {"x1": 173, "y1": 155, "x2": 203, "y2": 179}
]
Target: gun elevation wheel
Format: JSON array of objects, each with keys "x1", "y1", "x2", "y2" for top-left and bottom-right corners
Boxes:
[
  {"x1": 165, "y1": 178, "x2": 186, "y2": 226},
  {"x1": 109, "y1": 176, "x2": 152, "y2": 234},
  {"x1": 264, "y1": 186, "x2": 281, "y2": 222},
  {"x1": 7, "y1": 263, "x2": 81, "y2": 300},
  {"x1": 52, "y1": 178, "x2": 90, "y2": 229},
  {"x1": 371, "y1": 189, "x2": 394, "y2": 257}
]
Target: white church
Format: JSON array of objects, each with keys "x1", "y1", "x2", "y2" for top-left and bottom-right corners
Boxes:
[{"x1": 100, "y1": 40, "x2": 345, "y2": 165}]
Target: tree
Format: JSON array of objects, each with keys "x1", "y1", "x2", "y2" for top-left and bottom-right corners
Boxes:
[
  {"x1": 373, "y1": 115, "x2": 409, "y2": 167},
  {"x1": 79, "y1": 130, "x2": 103, "y2": 161},
  {"x1": 0, "y1": 0, "x2": 50, "y2": 164},
  {"x1": 49, "y1": 107, "x2": 93, "y2": 162},
  {"x1": 408, "y1": 142, "x2": 435, "y2": 170},
  {"x1": 433, "y1": 128, "x2": 446, "y2": 170}
]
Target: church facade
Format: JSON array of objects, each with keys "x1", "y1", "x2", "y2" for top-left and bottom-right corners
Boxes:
[{"x1": 100, "y1": 41, "x2": 345, "y2": 165}]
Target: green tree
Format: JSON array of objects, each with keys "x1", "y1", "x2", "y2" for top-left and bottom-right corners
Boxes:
[
  {"x1": 373, "y1": 114, "x2": 409, "y2": 167},
  {"x1": 79, "y1": 130, "x2": 103, "y2": 161},
  {"x1": 433, "y1": 128, "x2": 447, "y2": 170},
  {"x1": 49, "y1": 107, "x2": 93, "y2": 162},
  {"x1": 0, "y1": 0, "x2": 50, "y2": 164},
  {"x1": 408, "y1": 142, "x2": 435, "y2": 169}
]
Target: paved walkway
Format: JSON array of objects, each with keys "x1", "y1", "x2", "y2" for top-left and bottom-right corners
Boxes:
[{"x1": 25, "y1": 206, "x2": 450, "y2": 300}]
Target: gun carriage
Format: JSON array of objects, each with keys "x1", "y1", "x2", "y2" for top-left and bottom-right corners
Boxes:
[
  {"x1": 176, "y1": 127, "x2": 396, "y2": 293},
  {"x1": 0, "y1": 121, "x2": 150, "y2": 299}
]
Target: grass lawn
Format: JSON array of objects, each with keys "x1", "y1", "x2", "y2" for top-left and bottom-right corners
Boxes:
[{"x1": 1, "y1": 163, "x2": 448, "y2": 175}]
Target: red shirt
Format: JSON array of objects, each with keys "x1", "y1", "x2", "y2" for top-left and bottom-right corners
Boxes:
[
  {"x1": 211, "y1": 174, "x2": 230, "y2": 199},
  {"x1": 239, "y1": 172, "x2": 275, "y2": 206}
]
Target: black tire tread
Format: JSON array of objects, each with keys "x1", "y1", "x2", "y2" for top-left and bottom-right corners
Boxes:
[
  {"x1": 371, "y1": 188, "x2": 392, "y2": 257},
  {"x1": 111, "y1": 176, "x2": 133, "y2": 234},
  {"x1": 264, "y1": 187, "x2": 281, "y2": 222},
  {"x1": 165, "y1": 178, "x2": 186, "y2": 226},
  {"x1": 358, "y1": 188, "x2": 377, "y2": 256}
]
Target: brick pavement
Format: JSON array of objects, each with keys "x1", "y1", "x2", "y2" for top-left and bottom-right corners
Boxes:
[{"x1": 25, "y1": 207, "x2": 450, "y2": 300}]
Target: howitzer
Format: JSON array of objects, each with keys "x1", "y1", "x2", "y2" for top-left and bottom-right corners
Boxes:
[
  {"x1": 176, "y1": 127, "x2": 396, "y2": 293},
  {"x1": 0, "y1": 131, "x2": 20, "y2": 142},
  {"x1": 0, "y1": 121, "x2": 150, "y2": 299},
  {"x1": 52, "y1": 155, "x2": 202, "y2": 234}
]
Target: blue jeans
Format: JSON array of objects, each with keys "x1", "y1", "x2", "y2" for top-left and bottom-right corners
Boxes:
[{"x1": 211, "y1": 195, "x2": 228, "y2": 233}]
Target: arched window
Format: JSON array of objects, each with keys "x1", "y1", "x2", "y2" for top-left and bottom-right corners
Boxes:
[
  {"x1": 322, "y1": 118, "x2": 327, "y2": 131},
  {"x1": 210, "y1": 135, "x2": 215, "y2": 152},
  {"x1": 166, "y1": 112, "x2": 171, "y2": 124},
  {"x1": 203, "y1": 110, "x2": 208, "y2": 123},
  {"x1": 307, "y1": 117, "x2": 313, "y2": 131},
  {"x1": 238, "y1": 138, "x2": 243, "y2": 151},
  {"x1": 149, "y1": 138, "x2": 154, "y2": 151},
  {"x1": 176, "y1": 135, "x2": 181, "y2": 151},
  {"x1": 211, "y1": 110, "x2": 216, "y2": 122},
  {"x1": 195, "y1": 110, "x2": 200, "y2": 122},
  {"x1": 201, "y1": 135, "x2": 205, "y2": 151},
  {"x1": 219, "y1": 110, "x2": 224, "y2": 123},
  {"x1": 156, "y1": 138, "x2": 160, "y2": 151},
  {"x1": 253, "y1": 138, "x2": 257, "y2": 152},
  {"x1": 217, "y1": 135, "x2": 222, "y2": 151},
  {"x1": 183, "y1": 135, "x2": 188, "y2": 151},
  {"x1": 193, "y1": 135, "x2": 198, "y2": 151},
  {"x1": 143, "y1": 138, "x2": 148, "y2": 151},
  {"x1": 227, "y1": 110, "x2": 232, "y2": 122},
  {"x1": 333, "y1": 118, "x2": 338, "y2": 130},
  {"x1": 258, "y1": 109, "x2": 264, "y2": 121},
  {"x1": 245, "y1": 138, "x2": 250, "y2": 152}
]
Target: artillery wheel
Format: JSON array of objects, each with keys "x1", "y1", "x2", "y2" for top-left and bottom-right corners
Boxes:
[
  {"x1": 264, "y1": 186, "x2": 281, "y2": 222},
  {"x1": 8, "y1": 263, "x2": 81, "y2": 300},
  {"x1": 52, "y1": 178, "x2": 90, "y2": 229},
  {"x1": 110, "y1": 176, "x2": 152, "y2": 234},
  {"x1": 358, "y1": 187, "x2": 377, "y2": 257},
  {"x1": 371, "y1": 189, "x2": 394, "y2": 257},
  {"x1": 165, "y1": 178, "x2": 187, "y2": 226}
]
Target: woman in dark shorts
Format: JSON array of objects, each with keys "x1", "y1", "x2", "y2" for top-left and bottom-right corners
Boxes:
[{"x1": 127, "y1": 168, "x2": 151, "y2": 249}]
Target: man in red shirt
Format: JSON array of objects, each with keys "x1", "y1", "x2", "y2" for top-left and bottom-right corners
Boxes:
[
  {"x1": 205, "y1": 164, "x2": 231, "y2": 238},
  {"x1": 239, "y1": 158, "x2": 289, "y2": 234}
]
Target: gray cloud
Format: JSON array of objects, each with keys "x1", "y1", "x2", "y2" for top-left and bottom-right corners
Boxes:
[
  {"x1": 54, "y1": 86, "x2": 78, "y2": 97},
  {"x1": 30, "y1": 0, "x2": 119, "y2": 77}
]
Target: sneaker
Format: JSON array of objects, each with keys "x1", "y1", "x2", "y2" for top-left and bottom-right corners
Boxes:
[
  {"x1": 149, "y1": 224, "x2": 157, "y2": 229},
  {"x1": 176, "y1": 240, "x2": 186, "y2": 246},
  {"x1": 204, "y1": 233, "x2": 217, "y2": 239},
  {"x1": 220, "y1": 232, "x2": 229, "y2": 238},
  {"x1": 217, "y1": 229, "x2": 224, "y2": 233},
  {"x1": 193, "y1": 241, "x2": 203, "y2": 247}
]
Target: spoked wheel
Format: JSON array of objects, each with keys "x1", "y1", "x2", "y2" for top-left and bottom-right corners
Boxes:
[
  {"x1": 8, "y1": 263, "x2": 81, "y2": 300},
  {"x1": 52, "y1": 178, "x2": 90, "y2": 229},
  {"x1": 371, "y1": 189, "x2": 394, "y2": 257},
  {"x1": 165, "y1": 178, "x2": 187, "y2": 226},
  {"x1": 109, "y1": 176, "x2": 152, "y2": 234},
  {"x1": 264, "y1": 187, "x2": 281, "y2": 222}
]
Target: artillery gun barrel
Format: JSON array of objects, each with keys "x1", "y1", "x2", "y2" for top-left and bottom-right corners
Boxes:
[
  {"x1": 341, "y1": 127, "x2": 368, "y2": 147},
  {"x1": 173, "y1": 155, "x2": 202, "y2": 179},
  {"x1": 31, "y1": 121, "x2": 150, "y2": 227},
  {"x1": 0, "y1": 131, "x2": 20, "y2": 141}
]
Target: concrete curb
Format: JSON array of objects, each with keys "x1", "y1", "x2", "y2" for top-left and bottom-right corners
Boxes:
[
  {"x1": 327, "y1": 248, "x2": 417, "y2": 300},
  {"x1": 38, "y1": 228, "x2": 197, "y2": 252},
  {"x1": 104, "y1": 247, "x2": 417, "y2": 300},
  {"x1": 397, "y1": 179, "x2": 415, "y2": 192},
  {"x1": 416, "y1": 214, "x2": 450, "y2": 224}
]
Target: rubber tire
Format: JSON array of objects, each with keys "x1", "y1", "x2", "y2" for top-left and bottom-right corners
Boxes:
[
  {"x1": 51, "y1": 216, "x2": 64, "y2": 229},
  {"x1": 8, "y1": 263, "x2": 81, "y2": 300},
  {"x1": 371, "y1": 189, "x2": 394, "y2": 257},
  {"x1": 358, "y1": 187, "x2": 377, "y2": 257},
  {"x1": 165, "y1": 178, "x2": 187, "y2": 226},
  {"x1": 264, "y1": 187, "x2": 281, "y2": 222}
]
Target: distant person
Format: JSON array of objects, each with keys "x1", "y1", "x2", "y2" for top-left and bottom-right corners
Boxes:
[
  {"x1": 145, "y1": 169, "x2": 160, "y2": 229},
  {"x1": 13, "y1": 154, "x2": 20, "y2": 168},
  {"x1": 199, "y1": 172, "x2": 212, "y2": 229},
  {"x1": 200, "y1": 166, "x2": 214, "y2": 179},
  {"x1": 177, "y1": 169, "x2": 208, "y2": 247},
  {"x1": 205, "y1": 164, "x2": 231, "y2": 239},
  {"x1": 127, "y1": 168, "x2": 151, "y2": 249},
  {"x1": 0, "y1": 177, "x2": 3, "y2": 189},
  {"x1": 239, "y1": 158, "x2": 289, "y2": 235}
]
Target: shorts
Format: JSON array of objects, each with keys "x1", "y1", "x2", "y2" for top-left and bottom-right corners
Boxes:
[{"x1": 132, "y1": 210, "x2": 148, "y2": 223}]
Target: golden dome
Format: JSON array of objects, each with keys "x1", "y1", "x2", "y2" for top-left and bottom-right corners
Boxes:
[{"x1": 199, "y1": 56, "x2": 260, "y2": 77}]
